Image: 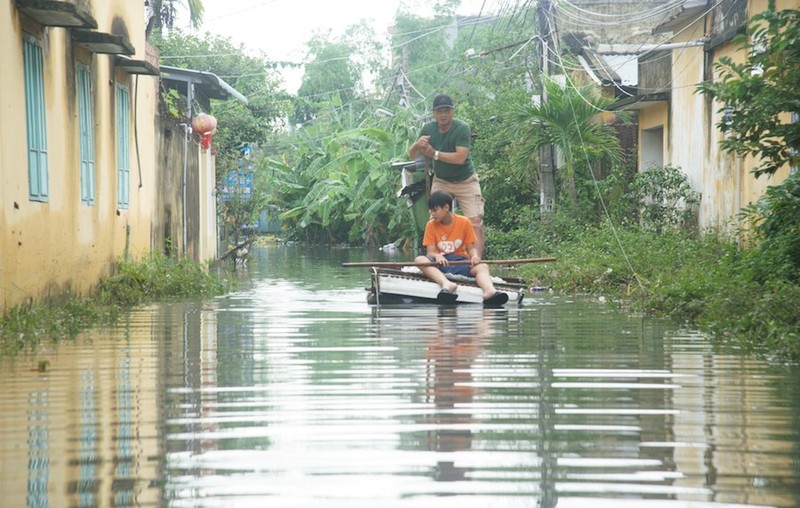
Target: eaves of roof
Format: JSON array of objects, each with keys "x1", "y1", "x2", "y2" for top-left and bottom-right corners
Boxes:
[
  {"x1": 608, "y1": 92, "x2": 669, "y2": 111},
  {"x1": 160, "y1": 65, "x2": 248, "y2": 105}
]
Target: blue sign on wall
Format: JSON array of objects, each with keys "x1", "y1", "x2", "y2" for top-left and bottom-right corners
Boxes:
[
  {"x1": 219, "y1": 170, "x2": 252, "y2": 201},
  {"x1": 219, "y1": 146, "x2": 254, "y2": 201}
]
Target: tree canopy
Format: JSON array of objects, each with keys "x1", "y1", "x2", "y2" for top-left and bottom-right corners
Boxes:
[
  {"x1": 151, "y1": 29, "x2": 292, "y2": 162},
  {"x1": 154, "y1": 2, "x2": 634, "y2": 247}
]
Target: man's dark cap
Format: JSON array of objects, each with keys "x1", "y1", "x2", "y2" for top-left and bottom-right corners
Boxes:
[{"x1": 432, "y1": 94, "x2": 454, "y2": 109}]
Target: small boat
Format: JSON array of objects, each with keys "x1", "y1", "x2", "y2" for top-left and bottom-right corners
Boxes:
[
  {"x1": 350, "y1": 159, "x2": 553, "y2": 307},
  {"x1": 366, "y1": 266, "x2": 526, "y2": 306}
]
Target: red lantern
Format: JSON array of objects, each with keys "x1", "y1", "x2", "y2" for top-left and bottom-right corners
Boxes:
[{"x1": 192, "y1": 113, "x2": 217, "y2": 150}]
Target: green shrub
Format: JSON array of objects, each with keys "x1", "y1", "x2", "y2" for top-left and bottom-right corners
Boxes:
[
  {"x1": 701, "y1": 266, "x2": 800, "y2": 358},
  {"x1": 515, "y1": 219, "x2": 799, "y2": 361},
  {"x1": 1, "y1": 254, "x2": 230, "y2": 356},
  {"x1": 629, "y1": 164, "x2": 699, "y2": 233},
  {"x1": 97, "y1": 254, "x2": 228, "y2": 306},
  {"x1": 739, "y1": 172, "x2": 800, "y2": 283},
  {"x1": 485, "y1": 208, "x2": 588, "y2": 259}
]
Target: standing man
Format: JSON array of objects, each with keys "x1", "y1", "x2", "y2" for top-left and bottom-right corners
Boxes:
[{"x1": 409, "y1": 94, "x2": 485, "y2": 257}]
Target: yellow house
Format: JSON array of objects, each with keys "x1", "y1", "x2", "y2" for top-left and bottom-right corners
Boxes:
[
  {"x1": 1, "y1": 1, "x2": 241, "y2": 312},
  {"x1": 611, "y1": 0, "x2": 797, "y2": 232}
]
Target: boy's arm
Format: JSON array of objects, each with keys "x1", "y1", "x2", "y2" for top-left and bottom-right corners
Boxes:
[{"x1": 426, "y1": 244, "x2": 450, "y2": 266}]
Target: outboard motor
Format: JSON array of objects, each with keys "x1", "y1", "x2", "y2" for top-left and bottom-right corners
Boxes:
[{"x1": 390, "y1": 156, "x2": 431, "y2": 251}]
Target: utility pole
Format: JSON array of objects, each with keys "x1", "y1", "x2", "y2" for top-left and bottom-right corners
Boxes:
[{"x1": 537, "y1": 0, "x2": 557, "y2": 219}]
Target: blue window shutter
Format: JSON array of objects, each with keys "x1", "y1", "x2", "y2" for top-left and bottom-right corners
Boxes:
[
  {"x1": 117, "y1": 84, "x2": 130, "y2": 208},
  {"x1": 77, "y1": 64, "x2": 95, "y2": 204},
  {"x1": 23, "y1": 34, "x2": 49, "y2": 202}
]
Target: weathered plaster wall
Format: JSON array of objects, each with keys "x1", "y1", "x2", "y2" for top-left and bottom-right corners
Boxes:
[
  {"x1": 668, "y1": 0, "x2": 796, "y2": 232},
  {"x1": 667, "y1": 23, "x2": 707, "y2": 208},
  {"x1": 1, "y1": 2, "x2": 159, "y2": 309}
]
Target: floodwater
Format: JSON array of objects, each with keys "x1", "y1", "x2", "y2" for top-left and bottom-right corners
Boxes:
[{"x1": 1, "y1": 244, "x2": 799, "y2": 508}]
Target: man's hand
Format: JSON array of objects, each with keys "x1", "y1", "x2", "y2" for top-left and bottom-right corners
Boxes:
[
  {"x1": 434, "y1": 253, "x2": 449, "y2": 266},
  {"x1": 410, "y1": 135, "x2": 432, "y2": 159}
]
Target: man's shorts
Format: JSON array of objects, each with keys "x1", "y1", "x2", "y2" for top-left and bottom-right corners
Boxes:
[
  {"x1": 426, "y1": 253, "x2": 472, "y2": 277},
  {"x1": 431, "y1": 174, "x2": 484, "y2": 219}
]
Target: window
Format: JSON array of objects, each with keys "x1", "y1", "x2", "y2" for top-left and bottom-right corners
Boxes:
[
  {"x1": 116, "y1": 84, "x2": 130, "y2": 208},
  {"x1": 641, "y1": 126, "x2": 664, "y2": 170},
  {"x1": 23, "y1": 34, "x2": 48, "y2": 202},
  {"x1": 77, "y1": 64, "x2": 95, "y2": 205}
]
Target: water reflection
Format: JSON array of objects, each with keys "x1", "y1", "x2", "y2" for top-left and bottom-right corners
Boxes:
[
  {"x1": 423, "y1": 307, "x2": 487, "y2": 483},
  {"x1": 0, "y1": 245, "x2": 799, "y2": 507}
]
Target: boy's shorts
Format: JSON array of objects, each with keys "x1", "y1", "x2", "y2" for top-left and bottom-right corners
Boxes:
[{"x1": 426, "y1": 253, "x2": 472, "y2": 277}]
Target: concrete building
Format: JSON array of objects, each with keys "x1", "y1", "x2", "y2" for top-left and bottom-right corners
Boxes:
[
  {"x1": 1, "y1": 1, "x2": 244, "y2": 311},
  {"x1": 609, "y1": 0, "x2": 797, "y2": 232}
]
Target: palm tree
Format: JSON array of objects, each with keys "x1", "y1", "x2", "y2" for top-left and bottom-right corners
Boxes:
[
  {"x1": 508, "y1": 77, "x2": 624, "y2": 206},
  {"x1": 146, "y1": 0, "x2": 204, "y2": 37}
]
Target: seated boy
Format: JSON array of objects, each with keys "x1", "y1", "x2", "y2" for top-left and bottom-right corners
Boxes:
[{"x1": 415, "y1": 191, "x2": 508, "y2": 306}]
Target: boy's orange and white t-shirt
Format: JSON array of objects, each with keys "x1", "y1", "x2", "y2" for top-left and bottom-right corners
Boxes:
[{"x1": 422, "y1": 214, "x2": 476, "y2": 258}]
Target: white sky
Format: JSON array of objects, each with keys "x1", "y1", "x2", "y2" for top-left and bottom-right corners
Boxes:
[{"x1": 186, "y1": 0, "x2": 504, "y2": 92}]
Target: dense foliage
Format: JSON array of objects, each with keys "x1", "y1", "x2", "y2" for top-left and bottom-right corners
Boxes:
[
  {"x1": 739, "y1": 172, "x2": 800, "y2": 284},
  {"x1": 516, "y1": 204, "x2": 800, "y2": 361},
  {"x1": 628, "y1": 164, "x2": 699, "y2": 233},
  {"x1": 293, "y1": 22, "x2": 383, "y2": 126},
  {"x1": 504, "y1": 77, "x2": 626, "y2": 207},
  {"x1": 260, "y1": 103, "x2": 421, "y2": 245},
  {"x1": 151, "y1": 30, "x2": 291, "y2": 162}
]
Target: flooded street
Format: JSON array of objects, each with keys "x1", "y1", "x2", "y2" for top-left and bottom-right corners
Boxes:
[{"x1": 1, "y1": 244, "x2": 799, "y2": 507}]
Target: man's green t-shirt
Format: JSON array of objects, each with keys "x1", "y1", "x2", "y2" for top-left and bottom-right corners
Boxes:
[{"x1": 420, "y1": 119, "x2": 475, "y2": 182}]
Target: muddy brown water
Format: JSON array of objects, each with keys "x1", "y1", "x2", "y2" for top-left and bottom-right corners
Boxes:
[{"x1": 1, "y1": 244, "x2": 799, "y2": 507}]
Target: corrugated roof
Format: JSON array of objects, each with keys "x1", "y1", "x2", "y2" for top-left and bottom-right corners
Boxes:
[
  {"x1": 579, "y1": 49, "x2": 639, "y2": 87},
  {"x1": 602, "y1": 54, "x2": 639, "y2": 86}
]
